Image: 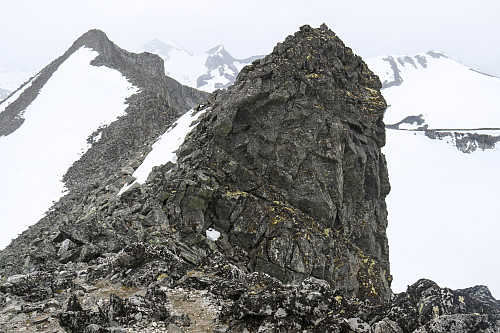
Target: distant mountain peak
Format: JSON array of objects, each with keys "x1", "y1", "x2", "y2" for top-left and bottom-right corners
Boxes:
[
  {"x1": 139, "y1": 38, "x2": 193, "y2": 58},
  {"x1": 206, "y1": 44, "x2": 225, "y2": 55},
  {"x1": 366, "y1": 49, "x2": 500, "y2": 153},
  {"x1": 366, "y1": 50, "x2": 468, "y2": 89},
  {"x1": 139, "y1": 39, "x2": 263, "y2": 92}
]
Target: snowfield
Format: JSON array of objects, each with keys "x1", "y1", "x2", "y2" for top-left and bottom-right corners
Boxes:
[
  {"x1": 368, "y1": 51, "x2": 500, "y2": 298},
  {"x1": 383, "y1": 129, "x2": 500, "y2": 296},
  {"x1": 0, "y1": 47, "x2": 137, "y2": 250}
]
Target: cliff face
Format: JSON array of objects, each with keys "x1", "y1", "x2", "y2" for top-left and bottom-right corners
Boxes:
[{"x1": 148, "y1": 24, "x2": 391, "y2": 301}]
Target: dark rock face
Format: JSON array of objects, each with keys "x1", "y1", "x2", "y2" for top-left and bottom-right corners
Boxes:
[
  {"x1": 425, "y1": 130, "x2": 500, "y2": 153},
  {"x1": 150, "y1": 23, "x2": 391, "y2": 302}
]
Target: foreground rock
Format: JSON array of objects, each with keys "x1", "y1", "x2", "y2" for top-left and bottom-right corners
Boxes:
[{"x1": 0, "y1": 244, "x2": 498, "y2": 332}]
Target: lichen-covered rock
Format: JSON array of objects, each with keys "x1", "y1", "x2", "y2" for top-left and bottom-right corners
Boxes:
[
  {"x1": 144, "y1": 23, "x2": 391, "y2": 302},
  {"x1": 385, "y1": 279, "x2": 500, "y2": 332}
]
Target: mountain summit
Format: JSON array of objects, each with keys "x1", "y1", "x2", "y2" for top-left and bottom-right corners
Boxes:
[{"x1": 135, "y1": 23, "x2": 392, "y2": 302}]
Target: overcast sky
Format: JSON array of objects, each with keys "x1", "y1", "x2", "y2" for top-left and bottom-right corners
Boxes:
[{"x1": 1, "y1": 0, "x2": 499, "y2": 76}]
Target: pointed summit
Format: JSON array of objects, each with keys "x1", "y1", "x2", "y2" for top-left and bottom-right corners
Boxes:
[
  {"x1": 206, "y1": 44, "x2": 227, "y2": 56},
  {"x1": 147, "y1": 24, "x2": 391, "y2": 302},
  {"x1": 234, "y1": 23, "x2": 386, "y2": 142}
]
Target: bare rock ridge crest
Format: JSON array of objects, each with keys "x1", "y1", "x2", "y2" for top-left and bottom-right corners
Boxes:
[
  {"x1": 0, "y1": 29, "x2": 207, "y2": 194},
  {"x1": 0, "y1": 25, "x2": 499, "y2": 332}
]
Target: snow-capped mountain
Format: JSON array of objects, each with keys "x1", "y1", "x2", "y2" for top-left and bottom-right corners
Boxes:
[
  {"x1": 138, "y1": 39, "x2": 261, "y2": 92},
  {"x1": 0, "y1": 30, "x2": 206, "y2": 250},
  {"x1": 366, "y1": 51, "x2": 500, "y2": 296}
]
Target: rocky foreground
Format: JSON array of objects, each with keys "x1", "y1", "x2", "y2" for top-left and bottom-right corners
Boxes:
[
  {"x1": 0, "y1": 25, "x2": 499, "y2": 332},
  {"x1": 1, "y1": 244, "x2": 499, "y2": 332}
]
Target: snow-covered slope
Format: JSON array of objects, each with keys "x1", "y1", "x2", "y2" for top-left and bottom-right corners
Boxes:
[
  {"x1": 0, "y1": 71, "x2": 35, "y2": 95},
  {"x1": 0, "y1": 47, "x2": 137, "y2": 249},
  {"x1": 138, "y1": 39, "x2": 261, "y2": 92},
  {"x1": 367, "y1": 52, "x2": 500, "y2": 297},
  {"x1": 366, "y1": 51, "x2": 500, "y2": 130}
]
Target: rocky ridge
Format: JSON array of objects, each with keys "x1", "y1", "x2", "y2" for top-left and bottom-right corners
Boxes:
[
  {"x1": 0, "y1": 25, "x2": 499, "y2": 332},
  {"x1": 0, "y1": 29, "x2": 208, "y2": 193},
  {"x1": 0, "y1": 29, "x2": 206, "y2": 276}
]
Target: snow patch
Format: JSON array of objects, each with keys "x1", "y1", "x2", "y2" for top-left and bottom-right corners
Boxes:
[
  {"x1": 205, "y1": 228, "x2": 221, "y2": 241},
  {"x1": 118, "y1": 108, "x2": 207, "y2": 195}
]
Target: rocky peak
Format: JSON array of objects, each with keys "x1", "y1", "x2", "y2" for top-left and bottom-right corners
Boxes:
[
  {"x1": 205, "y1": 45, "x2": 235, "y2": 68},
  {"x1": 146, "y1": 23, "x2": 391, "y2": 302}
]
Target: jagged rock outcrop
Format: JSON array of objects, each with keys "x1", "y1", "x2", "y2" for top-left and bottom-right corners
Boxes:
[
  {"x1": 1, "y1": 247, "x2": 498, "y2": 332},
  {"x1": 143, "y1": 23, "x2": 391, "y2": 302}
]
